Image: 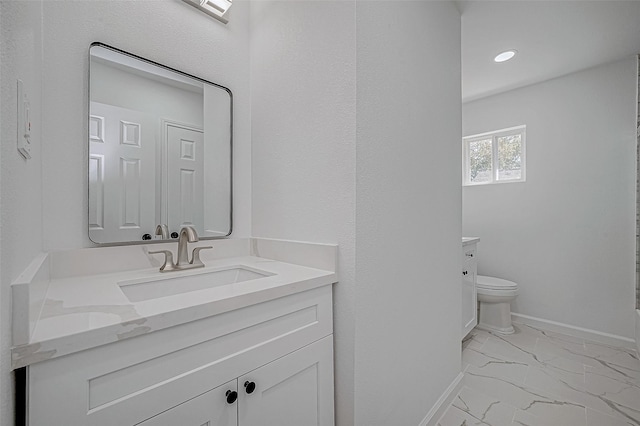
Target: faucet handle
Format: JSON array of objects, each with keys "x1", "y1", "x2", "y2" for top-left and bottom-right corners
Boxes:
[
  {"x1": 191, "y1": 246, "x2": 213, "y2": 267},
  {"x1": 149, "y1": 250, "x2": 177, "y2": 272}
]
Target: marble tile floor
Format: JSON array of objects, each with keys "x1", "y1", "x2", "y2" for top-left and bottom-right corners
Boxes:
[{"x1": 437, "y1": 324, "x2": 640, "y2": 426}]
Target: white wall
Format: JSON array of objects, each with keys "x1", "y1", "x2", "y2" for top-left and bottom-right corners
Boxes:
[
  {"x1": 355, "y1": 3, "x2": 462, "y2": 424},
  {"x1": 249, "y1": 2, "x2": 357, "y2": 424},
  {"x1": 40, "y1": 0, "x2": 251, "y2": 250},
  {"x1": 251, "y1": 1, "x2": 461, "y2": 424},
  {"x1": 463, "y1": 57, "x2": 638, "y2": 339},
  {"x1": 0, "y1": 1, "x2": 44, "y2": 423}
]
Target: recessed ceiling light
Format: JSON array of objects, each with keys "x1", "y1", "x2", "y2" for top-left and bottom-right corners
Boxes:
[{"x1": 494, "y1": 50, "x2": 517, "y2": 63}]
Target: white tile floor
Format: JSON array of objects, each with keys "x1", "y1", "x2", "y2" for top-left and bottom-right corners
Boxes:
[{"x1": 437, "y1": 324, "x2": 640, "y2": 426}]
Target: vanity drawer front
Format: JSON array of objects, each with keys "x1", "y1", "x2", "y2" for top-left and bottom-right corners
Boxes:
[{"x1": 28, "y1": 285, "x2": 333, "y2": 426}]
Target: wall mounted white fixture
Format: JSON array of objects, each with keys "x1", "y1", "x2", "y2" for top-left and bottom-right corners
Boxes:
[{"x1": 182, "y1": 0, "x2": 232, "y2": 24}]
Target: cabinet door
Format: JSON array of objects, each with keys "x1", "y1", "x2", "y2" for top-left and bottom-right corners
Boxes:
[
  {"x1": 137, "y1": 380, "x2": 237, "y2": 426},
  {"x1": 238, "y1": 336, "x2": 334, "y2": 426},
  {"x1": 462, "y1": 248, "x2": 477, "y2": 338}
]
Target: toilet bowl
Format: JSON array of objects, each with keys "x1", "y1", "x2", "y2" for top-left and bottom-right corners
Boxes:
[{"x1": 476, "y1": 275, "x2": 519, "y2": 335}]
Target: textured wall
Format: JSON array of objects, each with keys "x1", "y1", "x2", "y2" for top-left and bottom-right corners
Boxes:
[
  {"x1": 249, "y1": 2, "x2": 356, "y2": 424},
  {"x1": 251, "y1": 2, "x2": 462, "y2": 424},
  {"x1": 464, "y1": 57, "x2": 638, "y2": 339},
  {"x1": 355, "y1": 2, "x2": 462, "y2": 424}
]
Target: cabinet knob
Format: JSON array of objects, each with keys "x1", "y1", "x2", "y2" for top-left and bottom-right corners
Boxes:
[
  {"x1": 462, "y1": 271, "x2": 468, "y2": 275},
  {"x1": 142, "y1": 234, "x2": 152, "y2": 240},
  {"x1": 466, "y1": 253, "x2": 474, "y2": 257},
  {"x1": 225, "y1": 390, "x2": 238, "y2": 404},
  {"x1": 170, "y1": 232, "x2": 179, "y2": 239},
  {"x1": 244, "y1": 381, "x2": 256, "y2": 394}
]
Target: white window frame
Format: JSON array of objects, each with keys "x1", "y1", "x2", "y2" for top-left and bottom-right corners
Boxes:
[{"x1": 463, "y1": 125, "x2": 526, "y2": 186}]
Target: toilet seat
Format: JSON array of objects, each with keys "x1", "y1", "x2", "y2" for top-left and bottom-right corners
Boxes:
[{"x1": 476, "y1": 275, "x2": 518, "y2": 291}]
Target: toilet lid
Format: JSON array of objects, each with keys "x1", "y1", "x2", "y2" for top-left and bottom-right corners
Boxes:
[{"x1": 476, "y1": 275, "x2": 518, "y2": 290}]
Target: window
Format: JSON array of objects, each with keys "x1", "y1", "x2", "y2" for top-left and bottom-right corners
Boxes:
[{"x1": 463, "y1": 125, "x2": 526, "y2": 186}]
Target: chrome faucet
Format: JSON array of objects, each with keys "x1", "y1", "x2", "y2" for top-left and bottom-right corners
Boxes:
[{"x1": 150, "y1": 226, "x2": 212, "y2": 272}]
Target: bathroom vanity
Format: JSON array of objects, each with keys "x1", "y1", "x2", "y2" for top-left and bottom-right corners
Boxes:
[
  {"x1": 12, "y1": 238, "x2": 337, "y2": 425},
  {"x1": 461, "y1": 238, "x2": 479, "y2": 338}
]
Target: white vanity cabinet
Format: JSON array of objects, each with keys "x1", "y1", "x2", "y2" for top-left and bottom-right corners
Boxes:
[
  {"x1": 140, "y1": 336, "x2": 333, "y2": 426},
  {"x1": 461, "y1": 240, "x2": 478, "y2": 338},
  {"x1": 27, "y1": 285, "x2": 335, "y2": 426}
]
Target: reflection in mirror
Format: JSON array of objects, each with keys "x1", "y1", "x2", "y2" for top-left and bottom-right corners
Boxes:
[{"x1": 88, "y1": 43, "x2": 232, "y2": 244}]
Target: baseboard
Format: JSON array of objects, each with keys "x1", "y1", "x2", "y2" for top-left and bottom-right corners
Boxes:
[
  {"x1": 512, "y1": 312, "x2": 636, "y2": 350},
  {"x1": 418, "y1": 372, "x2": 464, "y2": 426}
]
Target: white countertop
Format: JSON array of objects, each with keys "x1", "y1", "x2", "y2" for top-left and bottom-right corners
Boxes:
[{"x1": 12, "y1": 255, "x2": 336, "y2": 369}]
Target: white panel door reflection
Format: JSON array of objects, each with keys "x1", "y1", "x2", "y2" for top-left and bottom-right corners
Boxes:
[
  {"x1": 89, "y1": 102, "x2": 157, "y2": 243},
  {"x1": 165, "y1": 124, "x2": 204, "y2": 236}
]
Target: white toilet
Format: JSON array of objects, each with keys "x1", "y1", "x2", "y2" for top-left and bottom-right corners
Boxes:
[{"x1": 476, "y1": 275, "x2": 519, "y2": 335}]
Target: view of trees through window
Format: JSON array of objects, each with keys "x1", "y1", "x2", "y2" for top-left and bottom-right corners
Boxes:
[
  {"x1": 497, "y1": 135, "x2": 523, "y2": 180},
  {"x1": 464, "y1": 127, "x2": 525, "y2": 185},
  {"x1": 469, "y1": 139, "x2": 492, "y2": 182}
]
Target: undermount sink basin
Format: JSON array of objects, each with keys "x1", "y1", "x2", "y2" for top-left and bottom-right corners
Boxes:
[{"x1": 118, "y1": 266, "x2": 273, "y2": 302}]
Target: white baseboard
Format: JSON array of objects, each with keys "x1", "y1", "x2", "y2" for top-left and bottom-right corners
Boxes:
[
  {"x1": 512, "y1": 312, "x2": 636, "y2": 350},
  {"x1": 419, "y1": 372, "x2": 464, "y2": 426}
]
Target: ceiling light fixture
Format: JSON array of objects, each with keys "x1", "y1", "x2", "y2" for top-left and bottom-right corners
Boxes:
[
  {"x1": 494, "y1": 50, "x2": 517, "y2": 63},
  {"x1": 183, "y1": 0, "x2": 232, "y2": 24}
]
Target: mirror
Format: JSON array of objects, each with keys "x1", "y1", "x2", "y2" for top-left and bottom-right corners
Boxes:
[{"x1": 88, "y1": 43, "x2": 231, "y2": 244}]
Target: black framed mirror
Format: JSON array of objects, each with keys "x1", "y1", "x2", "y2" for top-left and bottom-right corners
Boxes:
[{"x1": 88, "y1": 43, "x2": 232, "y2": 244}]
